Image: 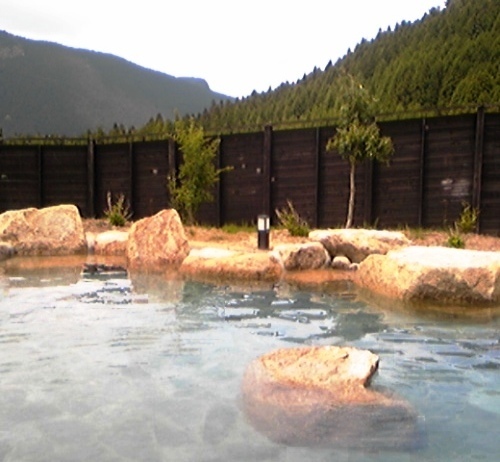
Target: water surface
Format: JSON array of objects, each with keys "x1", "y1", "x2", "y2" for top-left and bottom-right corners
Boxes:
[{"x1": 0, "y1": 257, "x2": 499, "y2": 461}]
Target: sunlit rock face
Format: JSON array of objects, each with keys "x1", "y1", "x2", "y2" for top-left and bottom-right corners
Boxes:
[
  {"x1": 90, "y1": 230, "x2": 128, "y2": 255},
  {"x1": 358, "y1": 246, "x2": 500, "y2": 306},
  {"x1": 127, "y1": 209, "x2": 190, "y2": 270},
  {"x1": 242, "y1": 346, "x2": 422, "y2": 450},
  {"x1": 0, "y1": 205, "x2": 86, "y2": 256},
  {"x1": 180, "y1": 249, "x2": 283, "y2": 283}
]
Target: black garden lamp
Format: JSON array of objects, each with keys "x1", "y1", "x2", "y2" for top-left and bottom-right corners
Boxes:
[{"x1": 257, "y1": 214, "x2": 270, "y2": 250}]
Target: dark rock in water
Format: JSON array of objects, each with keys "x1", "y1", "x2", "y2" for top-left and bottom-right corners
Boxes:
[{"x1": 82, "y1": 263, "x2": 127, "y2": 276}]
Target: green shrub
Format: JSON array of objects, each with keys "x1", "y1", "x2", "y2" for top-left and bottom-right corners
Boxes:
[
  {"x1": 455, "y1": 201, "x2": 479, "y2": 234},
  {"x1": 447, "y1": 228, "x2": 465, "y2": 249},
  {"x1": 104, "y1": 192, "x2": 132, "y2": 227},
  {"x1": 275, "y1": 200, "x2": 310, "y2": 237}
]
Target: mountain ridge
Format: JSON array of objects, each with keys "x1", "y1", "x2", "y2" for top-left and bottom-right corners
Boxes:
[{"x1": 0, "y1": 30, "x2": 231, "y2": 137}]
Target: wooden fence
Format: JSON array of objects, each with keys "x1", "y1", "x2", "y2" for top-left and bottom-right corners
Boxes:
[{"x1": 0, "y1": 108, "x2": 499, "y2": 235}]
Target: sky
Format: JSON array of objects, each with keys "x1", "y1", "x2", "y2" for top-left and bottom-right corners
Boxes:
[{"x1": 0, "y1": 0, "x2": 447, "y2": 98}]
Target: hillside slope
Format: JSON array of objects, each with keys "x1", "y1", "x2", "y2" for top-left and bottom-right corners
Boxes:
[
  {"x1": 0, "y1": 31, "x2": 231, "y2": 137},
  {"x1": 196, "y1": 0, "x2": 500, "y2": 133}
]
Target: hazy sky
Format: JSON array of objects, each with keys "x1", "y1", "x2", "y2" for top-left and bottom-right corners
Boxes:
[{"x1": 0, "y1": 0, "x2": 446, "y2": 98}]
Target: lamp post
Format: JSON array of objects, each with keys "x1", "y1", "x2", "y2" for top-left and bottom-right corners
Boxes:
[{"x1": 257, "y1": 214, "x2": 270, "y2": 250}]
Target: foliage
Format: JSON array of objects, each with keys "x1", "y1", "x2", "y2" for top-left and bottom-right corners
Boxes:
[
  {"x1": 455, "y1": 201, "x2": 479, "y2": 233},
  {"x1": 193, "y1": 0, "x2": 500, "y2": 135},
  {"x1": 326, "y1": 75, "x2": 394, "y2": 228},
  {"x1": 168, "y1": 119, "x2": 230, "y2": 225},
  {"x1": 275, "y1": 200, "x2": 311, "y2": 237},
  {"x1": 447, "y1": 227, "x2": 465, "y2": 248},
  {"x1": 104, "y1": 192, "x2": 132, "y2": 227}
]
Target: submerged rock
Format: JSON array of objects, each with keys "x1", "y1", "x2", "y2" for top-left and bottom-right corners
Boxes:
[
  {"x1": 0, "y1": 205, "x2": 86, "y2": 256},
  {"x1": 358, "y1": 246, "x2": 500, "y2": 306},
  {"x1": 242, "y1": 346, "x2": 421, "y2": 450}
]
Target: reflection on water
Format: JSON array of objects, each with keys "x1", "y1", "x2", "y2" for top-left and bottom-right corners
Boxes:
[{"x1": 0, "y1": 257, "x2": 499, "y2": 462}]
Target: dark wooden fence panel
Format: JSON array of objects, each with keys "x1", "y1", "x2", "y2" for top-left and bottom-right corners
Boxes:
[
  {"x1": 481, "y1": 113, "x2": 500, "y2": 234},
  {"x1": 132, "y1": 141, "x2": 169, "y2": 219},
  {"x1": 0, "y1": 146, "x2": 40, "y2": 211},
  {"x1": 271, "y1": 128, "x2": 318, "y2": 224},
  {"x1": 422, "y1": 114, "x2": 476, "y2": 228},
  {"x1": 94, "y1": 143, "x2": 132, "y2": 218},
  {"x1": 373, "y1": 119, "x2": 423, "y2": 228},
  {"x1": 0, "y1": 111, "x2": 498, "y2": 236},
  {"x1": 219, "y1": 132, "x2": 265, "y2": 225},
  {"x1": 42, "y1": 145, "x2": 88, "y2": 213},
  {"x1": 317, "y1": 127, "x2": 349, "y2": 228}
]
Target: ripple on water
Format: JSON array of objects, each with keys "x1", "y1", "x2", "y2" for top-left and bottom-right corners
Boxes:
[{"x1": 0, "y1": 259, "x2": 499, "y2": 461}]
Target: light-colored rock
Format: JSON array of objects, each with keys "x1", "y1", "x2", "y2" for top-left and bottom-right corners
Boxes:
[
  {"x1": 358, "y1": 246, "x2": 500, "y2": 305},
  {"x1": 0, "y1": 205, "x2": 86, "y2": 255},
  {"x1": 242, "y1": 346, "x2": 420, "y2": 449},
  {"x1": 332, "y1": 255, "x2": 358, "y2": 271},
  {"x1": 180, "y1": 250, "x2": 282, "y2": 282},
  {"x1": 127, "y1": 209, "x2": 190, "y2": 270},
  {"x1": 272, "y1": 242, "x2": 330, "y2": 271},
  {"x1": 92, "y1": 230, "x2": 128, "y2": 255},
  {"x1": 309, "y1": 228, "x2": 411, "y2": 263}
]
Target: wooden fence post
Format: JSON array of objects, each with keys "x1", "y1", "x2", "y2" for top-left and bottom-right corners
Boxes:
[
  {"x1": 418, "y1": 118, "x2": 428, "y2": 227},
  {"x1": 363, "y1": 159, "x2": 374, "y2": 226},
  {"x1": 87, "y1": 138, "x2": 95, "y2": 218},
  {"x1": 263, "y1": 125, "x2": 273, "y2": 218},
  {"x1": 314, "y1": 127, "x2": 321, "y2": 228},
  {"x1": 38, "y1": 145, "x2": 44, "y2": 208},
  {"x1": 167, "y1": 137, "x2": 177, "y2": 208},
  {"x1": 215, "y1": 138, "x2": 223, "y2": 227},
  {"x1": 472, "y1": 106, "x2": 485, "y2": 232},
  {"x1": 128, "y1": 141, "x2": 135, "y2": 215}
]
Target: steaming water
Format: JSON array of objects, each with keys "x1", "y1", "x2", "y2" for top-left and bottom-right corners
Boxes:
[{"x1": 0, "y1": 257, "x2": 499, "y2": 461}]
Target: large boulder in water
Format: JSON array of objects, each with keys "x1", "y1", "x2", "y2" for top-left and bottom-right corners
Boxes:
[
  {"x1": 309, "y1": 229, "x2": 411, "y2": 263},
  {"x1": 127, "y1": 209, "x2": 190, "y2": 270},
  {"x1": 180, "y1": 247, "x2": 283, "y2": 282},
  {"x1": 358, "y1": 246, "x2": 500, "y2": 306},
  {"x1": 242, "y1": 346, "x2": 421, "y2": 450},
  {"x1": 0, "y1": 205, "x2": 86, "y2": 256}
]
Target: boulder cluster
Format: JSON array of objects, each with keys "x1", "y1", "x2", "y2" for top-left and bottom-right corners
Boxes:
[{"x1": 1, "y1": 204, "x2": 500, "y2": 308}]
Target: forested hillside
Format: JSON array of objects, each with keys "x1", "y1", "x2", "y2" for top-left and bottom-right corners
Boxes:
[
  {"x1": 192, "y1": 0, "x2": 500, "y2": 134},
  {"x1": 0, "y1": 31, "x2": 231, "y2": 137}
]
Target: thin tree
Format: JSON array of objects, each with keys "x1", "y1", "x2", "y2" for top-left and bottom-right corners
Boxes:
[
  {"x1": 326, "y1": 75, "x2": 394, "y2": 228},
  {"x1": 168, "y1": 118, "x2": 230, "y2": 225}
]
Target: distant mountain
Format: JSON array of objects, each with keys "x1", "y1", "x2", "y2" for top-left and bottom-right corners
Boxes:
[{"x1": 0, "y1": 30, "x2": 232, "y2": 137}]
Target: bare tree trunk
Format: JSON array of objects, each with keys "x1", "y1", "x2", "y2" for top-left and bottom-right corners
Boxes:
[{"x1": 346, "y1": 160, "x2": 356, "y2": 228}]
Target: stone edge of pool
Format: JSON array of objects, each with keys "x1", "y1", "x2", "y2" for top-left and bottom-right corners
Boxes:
[{"x1": 2, "y1": 205, "x2": 500, "y2": 309}]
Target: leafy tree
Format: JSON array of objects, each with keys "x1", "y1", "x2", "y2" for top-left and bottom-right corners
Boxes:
[
  {"x1": 326, "y1": 75, "x2": 394, "y2": 228},
  {"x1": 168, "y1": 119, "x2": 230, "y2": 225}
]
